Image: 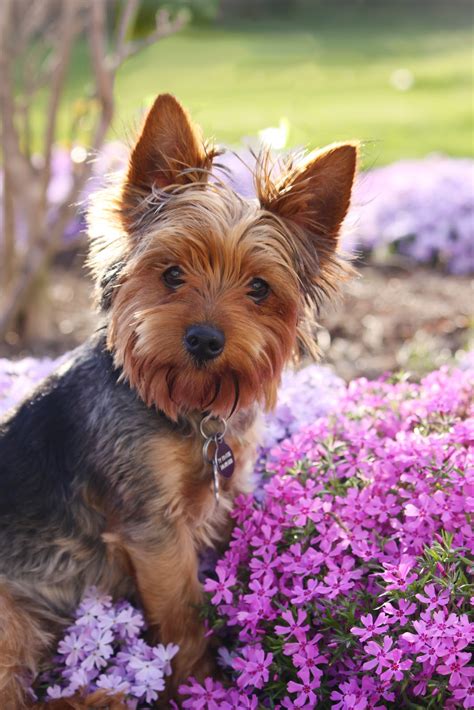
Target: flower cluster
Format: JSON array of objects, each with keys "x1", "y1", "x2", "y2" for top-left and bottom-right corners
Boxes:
[
  {"x1": 349, "y1": 156, "x2": 474, "y2": 274},
  {"x1": 0, "y1": 356, "x2": 62, "y2": 415},
  {"x1": 263, "y1": 364, "x2": 345, "y2": 446},
  {"x1": 36, "y1": 588, "x2": 178, "y2": 707},
  {"x1": 181, "y1": 365, "x2": 474, "y2": 708}
]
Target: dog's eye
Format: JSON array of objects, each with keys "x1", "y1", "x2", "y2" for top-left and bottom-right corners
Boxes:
[
  {"x1": 163, "y1": 266, "x2": 184, "y2": 289},
  {"x1": 248, "y1": 278, "x2": 270, "y2": 303}
]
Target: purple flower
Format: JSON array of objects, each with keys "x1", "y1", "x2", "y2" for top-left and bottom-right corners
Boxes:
[
  {"x1": 416, "y1": 583, "x2": 450, "y2": 611},
  {"x1": 380, "y1": 648, "x2": 412, "y2": 681},
  {"x1": 96, "y1": 671, "x2": 130, "y2": 694},
  {"x1": 286, "y1": 667, "x2": 318, "y2": 707},
  {"x1": 275, "y1": 609, "x2": 310, "y2": 638},
  {"x1": 179, "y1": 677, "x2": 228, "y2": 709},
  {"x1": 152, "y1": 643, "x2": 179, "y2": 676},
  {"x1": 57, "y1": 632, "x2": 85, "y2": 667},
  {"x1": 383, "y1": 599, "x2": 417, "y2": 625},
  {"x1": 114, "y1": 604, "x2": 144, "y2": 640},
  {"x1": 16, "y1": 354, "x2": 474, "y2": 706},
  {"x1": 349, "y1": 157, "x2": 474, "y2": 274},
  {"x1": 437, "y1": 652, "x2": 474, "y2": 688},
  {"x1": 233, "y1": 646, "x2": 273, "y2": 689},
  {"x1": 204, "y1": 565, "x2": 237, "y2": 605},
  {"x1": 351, "y1": 612, "x2": 389, "y2": 642}
]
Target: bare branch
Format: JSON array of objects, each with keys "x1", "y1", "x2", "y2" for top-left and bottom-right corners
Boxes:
[
  {"x1": 42, "y1": 1, "x2": 83, "y2": 198},
  {"x1": 0, "y1": 0, "x2": 33, "y2": 185},
  {"x1": 88, "y1": 0, "x2": 115, "y2": 152},
  {"x1": 111, "y1": 8, "x2": 188, "y2": 70},
  {"x1": 115, "y1": 0, "x2": 140, "y2": 52},
  {"x1": 19, "y1": 0, "x2": 51, "y2": 48},
  {"x1": 43, "y1": 0, "x2": 80, "y2": 184}
]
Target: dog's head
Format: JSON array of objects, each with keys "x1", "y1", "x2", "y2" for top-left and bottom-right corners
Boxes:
[{"x1": 88, "y1": 94, "x2": 357, "y2": 420}]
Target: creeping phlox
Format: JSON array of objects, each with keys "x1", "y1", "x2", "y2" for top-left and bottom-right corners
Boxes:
[
  {"x1": 181, "y1": 365, "x2": 474, "y2": 709},
  {"x1": 37, "y1": 589, "x2": 178, "y2": 707}
]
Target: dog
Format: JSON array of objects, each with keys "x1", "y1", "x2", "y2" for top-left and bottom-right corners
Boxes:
[{"x1": 0, "y1": 93, "x2": 357, "y2": 707}]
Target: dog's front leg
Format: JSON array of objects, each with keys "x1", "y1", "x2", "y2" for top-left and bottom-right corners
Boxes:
[{"x1": 123, "y1": 525, "x2": 210, "y2": 687}]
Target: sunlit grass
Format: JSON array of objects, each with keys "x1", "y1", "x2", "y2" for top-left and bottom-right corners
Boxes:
[{"x1": 30, "y1": 2, "x2": 473, "y2": 166}]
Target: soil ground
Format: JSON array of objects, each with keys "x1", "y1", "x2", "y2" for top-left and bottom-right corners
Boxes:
[{"x1": 1, "y1": 261, "x2": 472, "y2": 382}]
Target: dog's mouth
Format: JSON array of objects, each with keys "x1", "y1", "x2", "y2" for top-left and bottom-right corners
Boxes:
[{"x1": 165, "y1": 365, "x2": 241, "y2": 417}]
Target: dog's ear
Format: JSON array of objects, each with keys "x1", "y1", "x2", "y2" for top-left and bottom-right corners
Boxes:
[
  {"x1": 260, "y1": 142, "x2": 358, "y2": 260},
  {"x1": 123, "y1": 93, "x2": 214, "y2": 203}
]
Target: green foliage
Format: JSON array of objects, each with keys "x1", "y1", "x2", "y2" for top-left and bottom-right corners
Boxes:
[
  {"x1": 129, "y1": 0, "x2": 219, "y2": 32},
  {"x1": 30, "y1": 2, "x2": 473, "y2": 164}
]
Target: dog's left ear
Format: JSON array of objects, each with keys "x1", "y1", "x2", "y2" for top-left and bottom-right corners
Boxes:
[
  {"x1": 122, "y1": 93, "x2": 215, "y2": 207},
  {"x1": 260, "y1": 142, "x2": 358, "y2": 264}
]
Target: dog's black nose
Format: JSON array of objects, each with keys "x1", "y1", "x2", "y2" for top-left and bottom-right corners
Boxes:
[{"x1": 184, "y1": 324, "x2": 225, "y2": 362}]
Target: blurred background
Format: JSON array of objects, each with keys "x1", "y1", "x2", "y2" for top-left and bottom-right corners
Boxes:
[{"x1": 0, "y1": 0, "x2": 473, "y2": 382}]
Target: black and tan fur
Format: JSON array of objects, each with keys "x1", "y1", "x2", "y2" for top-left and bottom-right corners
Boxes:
[{"x1": 0, "y1": 93, "x2": 357, "y2": 708}]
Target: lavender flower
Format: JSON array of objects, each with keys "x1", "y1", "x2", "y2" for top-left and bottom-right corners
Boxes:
[
  {"x1": 36, "y1": 588, "x2": 178, "y2": 706},
  {"x1": 348, "y1": 156, "x2": 474, "y2": 274}
]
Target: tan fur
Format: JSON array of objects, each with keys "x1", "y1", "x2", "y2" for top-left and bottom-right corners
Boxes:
[
  {"x1": 36, "y1": 690, "x2": 128, "y2": 709},
  {"x1": 144, "y1": 410, "x2": 259, "y2": 547},
  {"x1": 105, "y1": 188, "x2": 300, "y2": 420},
  {"x1": 0, "y1": 586, "x2": 53, "y2": 709}
]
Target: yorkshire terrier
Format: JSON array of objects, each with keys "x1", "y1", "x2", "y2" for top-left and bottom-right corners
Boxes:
[{"x1": 0, "y1": 94, "x2": 357, "y2": 708}]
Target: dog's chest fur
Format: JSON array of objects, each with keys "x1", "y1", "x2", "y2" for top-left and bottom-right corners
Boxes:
[{"x1": 145, "y1": 413, "x2": 260, "y2": 549}]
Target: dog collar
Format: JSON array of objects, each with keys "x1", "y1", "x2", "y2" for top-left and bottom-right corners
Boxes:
[{"x1": 200, "y1": 413, "x2": 235, "y2": 504}]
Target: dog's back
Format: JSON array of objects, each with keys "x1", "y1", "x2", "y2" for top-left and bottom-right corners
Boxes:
[{"x1": 0, "y1": 335, "x2": 160, "y2": 619}]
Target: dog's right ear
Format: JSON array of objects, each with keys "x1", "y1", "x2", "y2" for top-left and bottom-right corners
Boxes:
[{"x1": 122, "y1": 93, "x2": 215, "y2": 209}]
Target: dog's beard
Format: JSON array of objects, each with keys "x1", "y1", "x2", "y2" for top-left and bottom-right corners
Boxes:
[
  {"x1": 124, "y1": 357, "x2": 277, "y2": 421},
  {"x1": 165, "y1": 366, "x2": 240, "y2": 417}
]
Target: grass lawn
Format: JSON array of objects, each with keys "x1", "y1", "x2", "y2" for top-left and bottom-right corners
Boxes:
[{"x1": 33, "y1": 2, "x2": 473, "y2": 166}]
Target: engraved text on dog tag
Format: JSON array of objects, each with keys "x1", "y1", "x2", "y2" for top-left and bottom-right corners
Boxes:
[{"x1": 214, "y1": 441, "x2": 235, "y2": 478}]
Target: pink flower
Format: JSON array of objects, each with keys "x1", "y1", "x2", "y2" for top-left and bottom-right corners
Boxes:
[
  {"x1": 245, "y1": 573, "x2": 277, "y2": 606},
  {"x1": 204, "y1": 565, "x2": 237, "y2": 605},
  {"x1": 380, "y1": 648, "x2": 412, "y2": 681},
  {"x1": 286, "y1": 667, "x2": 318, "y2": 707},
  {"x1": 363, "y1": 637, "x2": 393, "y2": 673},
  {"x1": 437, "y1": 652, "x2": 474, "y2": 688},
  {"x1": 383, "y1": 599, "x2": 416, "y2": 625},
  {"x1": 233, "y1": 646, "x2": 273, "y2": 689},
  {"x1": 221, "y1": 690, "x2": 259, "y2": 709},
  {"x1": 274, "y1": 609, "x2": 310, "y2": 638},
  {"x1": 453, "y1": 676, "x2": 474, "y2": 708},
  {"x1": 250, "y1": 523, "x2": 282, "y2": 555},
  {"x1": 351, "y1": 612, "x2": 389, "y2": 642},
  {"x1": 379, "y1": 558, "x2": 418, "y2": 590},
  {"x1": 286, "y1": 496, "x2": 322, "y2": 527},
  {"x1": 290, "y1": 578, "x2": 319, "y2": 605},
  {"x1": 178, "y1": 677, "x2": 227, "y2": 709},
  {"x1": 416, "y1": 583, "x2": 450, "y2": 611},
  {"x1": 316, "y1": 564, "x2": 362, "y2": 599}
]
